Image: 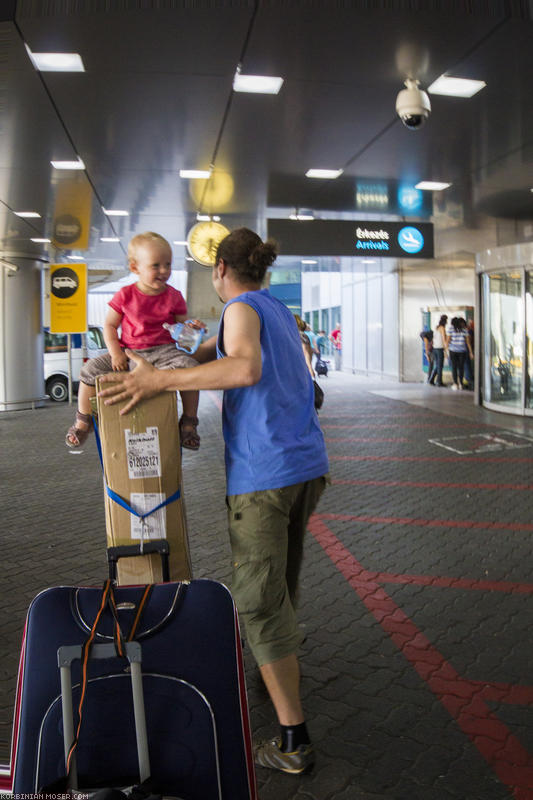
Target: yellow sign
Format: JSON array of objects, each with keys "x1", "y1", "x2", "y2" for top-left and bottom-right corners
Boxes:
[
  {"x1": 52, "y1": 175, "x2": 92, "y2": 250},
  {"x1": 50, "y1": 263, "x2": 87, "y2": 333}
]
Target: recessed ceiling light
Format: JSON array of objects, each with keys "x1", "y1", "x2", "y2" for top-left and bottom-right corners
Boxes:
[
  {"x1": 31, "y1": 238, "x2": 51, "y2": 243},
  {"x1": 67, "y1": 254, "x2": 84, "y2": 260},
  {"x1": 173, "y1": 240, "x2": 188, "y2": 245},
  {"x1": 15, "y1": 211, "x2": 41, "y2": 218},
  {"x1": 26, "y1": 45, "x2": 85, "y2": 72},
  {"x1": 289, "y1": 213, "x2": 314, "y2": 221},
  {"x1": 305, "y1": 169, "x2": 343, "y2": 179},
  {"x1": 179, "y1": 169, "x2": 211, "y2": 179},
  {"x1": 301, "y1": 259, "x2": 317, "y2": 264},
  {"x1": 427, "y1": 75, "x2": 486, "y2": 98},
  {"x1": 362, "y1": 259, "x2": 377, "y2": 263},
  {"x1": 415, "y1": 181, "x2": 452, "y2": 191},
  {"x1": 233, "y1": 73, "x2": 284, "y2": 95},
  {"x1": 103, "y1": 208, "x2": 129, "y2": 216},
  {"x1": 100, "y1": 237, "x2": 120, "y2": 242},
  {"x1": 51, "y1": 158, "x2": 85, "y2": 170}
]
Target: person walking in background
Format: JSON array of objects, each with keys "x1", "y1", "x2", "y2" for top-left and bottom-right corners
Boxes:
[
  {"x1": 329, "y1": 323, "x2": 342, "y2": 370},
  {"x1": 295, "y1": 316, "x2": 316, "y2": 379},
  {"x1": 447, "y1": 316, "x2": 474, "y2": 390},
  {"x1": 428, "y1": 314, "x2": 448, "y2": 386},
  {"x1": 304, "y1": 323, "x2": 317, "y2": 353},
  {"x1": 316, "y1": 330, "x2": 328, "y2": 358},
  {"x1": 420, "y1": 329, "x2": 434, "y2": 383},
  {"x1": 463, "y1": 319, "x2": 475, "y2": 389}
]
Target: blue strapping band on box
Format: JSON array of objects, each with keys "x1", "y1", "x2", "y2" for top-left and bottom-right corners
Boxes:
[{"x1": 93, "y1": 417, "x2": 181, "y2": 545}]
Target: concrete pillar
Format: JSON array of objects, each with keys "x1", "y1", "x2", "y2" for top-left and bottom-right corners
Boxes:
[{"x1": 0, "y1": 254, "x2": 46, "y2": 410}]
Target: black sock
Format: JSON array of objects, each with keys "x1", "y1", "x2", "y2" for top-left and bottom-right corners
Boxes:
[{"x1": 280, "y1": 722, "x2": 310, "y2": 752}]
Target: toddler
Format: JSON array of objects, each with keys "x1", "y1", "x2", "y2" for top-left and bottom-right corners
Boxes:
[{"x1": 66, "y1": 231, "x2": 204, "y2": 450}]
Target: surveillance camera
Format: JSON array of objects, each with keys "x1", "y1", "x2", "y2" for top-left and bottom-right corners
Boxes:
[{"x1": 396, "y1": 78, "x2": 431, "y2": 129}]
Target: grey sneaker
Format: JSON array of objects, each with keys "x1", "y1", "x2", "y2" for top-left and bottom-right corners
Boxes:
[{"x1": 254, "y1": 737, "x2": 315, "y2": 774}]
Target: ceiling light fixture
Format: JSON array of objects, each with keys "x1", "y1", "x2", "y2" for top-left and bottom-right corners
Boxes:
[
  {"x1": 100, "y1": 237, "x2": 120, "y2": 242},
  {"x1": 289, "y1": 213, "x2": 314, "y2": 221},
  {"x1": 428, "y1": 75, "x2": 486, "y2": 98},
  {"x1": 26, "y1": 45, "x2": 85, "y2": 72},
  {"x1": 415, "y1": 181, "x2": 452, "y2": 191},
  {"x1": 305, "y1": 169, "x2": 343, "y2": 179},
  {"x1": 173, "y1": 240, "x2": 188, "y2": 245},
  {"x1": 31, "y1": 238, "x2": 51, "y2": 243},
  {"x1": 51, "y1": 158, "x2": 85, "y2": 170},
  {"x1": 301, "y1": 259, "x2": 317, "y2": 264},
  {"x1": 233, "y1": 70, "x2": 284, "y2": 95},
  {"x1": 15, "y1": 211, "x2": 41, "y2": 218},
  {"x1": 67, "y1": 254, "x2": 84, "y2": 260},
  {"x1": 103, "y1": 208, "x2": 129, "y2": 216},
  {"x1": 179, "y1": 169, "x2": 212, "y2": 179},
  {"x1": 196, "y1": 214, "x2": 211, "y2": 222}
]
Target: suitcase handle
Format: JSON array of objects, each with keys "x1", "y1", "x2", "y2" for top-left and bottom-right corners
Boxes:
[
  {"x1": 58, "y1": 641, "x2": 150, "y2": 789},
  {"x1": 107, "y1": 539, "x2": 170, "y2": 582}
]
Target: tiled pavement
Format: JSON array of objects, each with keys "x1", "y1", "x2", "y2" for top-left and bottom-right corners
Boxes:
[{"x1": 1, "y1": 372, "x2": 533, "y2": 799}]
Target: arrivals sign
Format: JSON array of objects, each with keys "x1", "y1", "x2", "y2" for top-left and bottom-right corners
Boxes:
[
  {"x1": 50, "y1": 262, "x2": 87, "y2": 334},
  {"x1": 267, "y1": 219, "x2": 434, "y2": 259}
]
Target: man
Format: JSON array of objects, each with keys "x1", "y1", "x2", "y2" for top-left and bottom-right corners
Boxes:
[{"x1": 100, "y1": 228, "x2": 329, "y2": 776}]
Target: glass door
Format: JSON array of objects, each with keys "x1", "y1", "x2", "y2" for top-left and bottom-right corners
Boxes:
[{"x1": 482, "y1": 271, "x2": 524, "y2": 410}]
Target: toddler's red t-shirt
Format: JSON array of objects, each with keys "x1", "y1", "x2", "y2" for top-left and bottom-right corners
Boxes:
[{"x1": 109, "y1": 283, "x2": 187, "y2": 349}]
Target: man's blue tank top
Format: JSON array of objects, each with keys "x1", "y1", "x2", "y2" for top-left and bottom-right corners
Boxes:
[{"x1": 216, "y1": 289, "x2": 329, "y2": 495}]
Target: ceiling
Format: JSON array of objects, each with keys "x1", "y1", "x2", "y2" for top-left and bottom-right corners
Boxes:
[{"x1": 2, "y1": 0, "x2": 533, "y2": 284}]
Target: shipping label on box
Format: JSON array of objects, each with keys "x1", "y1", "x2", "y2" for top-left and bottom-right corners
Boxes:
[
  {"x1": 130, "y1": 492, "x2": 166, "y2": 540},
  {"x1": 95, "y1": 378, "x2": 192, "y2": 585},
  {"x1": 125, "y1": 427, "x2": 162, "y2": 479}
]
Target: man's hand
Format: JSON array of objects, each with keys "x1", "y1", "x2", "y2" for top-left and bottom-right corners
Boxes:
[{"x1": 98, "y1": 350, "x2": 160, "y2": 414}]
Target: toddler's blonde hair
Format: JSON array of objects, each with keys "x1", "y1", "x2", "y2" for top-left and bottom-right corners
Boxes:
[{"x1": 128, "y1": 231, "x2": 171, "y2": 263}]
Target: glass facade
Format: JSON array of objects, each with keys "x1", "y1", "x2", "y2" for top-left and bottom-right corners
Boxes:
[{"x1": 481, "y1": 267, "x2": 533, "y2": 415}]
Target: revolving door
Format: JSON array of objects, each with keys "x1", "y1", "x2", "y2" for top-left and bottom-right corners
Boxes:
[{"x1": 481, "y1": 268, "x2": 533, "y2": 415}]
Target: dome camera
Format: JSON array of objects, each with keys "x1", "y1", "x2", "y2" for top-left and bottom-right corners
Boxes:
[{"x1": 396, "y1": 78, "x2": 431, "y2": 129}]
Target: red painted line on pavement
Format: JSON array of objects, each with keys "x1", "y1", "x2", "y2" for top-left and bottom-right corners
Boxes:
[
  {"x1": 325, "y1": 437, "x2": 409, "y2": 443},
  {"x1": 308, "y1": 514, "x2": 533, "y2": 799},
  {"x1": 319, "y1": 511, "x2": 533, "y2": 533},
  {"x1": 331, "y1": 454, "x2": 533, "y2": 463},
  {"x1": 376, "y1": 571, "x2": 533, "y2": 595},
  {"x1": 472, "y1": 682, "x2": 533, "y2": 706},
  {"x1": 332, "y1": 478, "x2": 533, "y2": 492}
]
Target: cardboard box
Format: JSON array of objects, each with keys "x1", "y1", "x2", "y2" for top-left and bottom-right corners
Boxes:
[{"x1": 95, "y1": 378, "x2": 192, "y2": 584}]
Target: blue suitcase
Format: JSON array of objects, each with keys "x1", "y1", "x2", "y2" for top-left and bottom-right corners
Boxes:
[{"x1": 11, "y1": 579, "x2": 257, "y2": 799}]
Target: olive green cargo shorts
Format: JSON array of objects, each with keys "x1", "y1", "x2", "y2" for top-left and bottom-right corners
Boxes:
[{"x1": 226, "y1": 475, "x2": 328, "y2": 667}]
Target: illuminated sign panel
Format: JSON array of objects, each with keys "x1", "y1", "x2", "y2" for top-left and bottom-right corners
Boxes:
[{"x1": 267, "y1": 219, "x2": 434, "y2": 259}]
